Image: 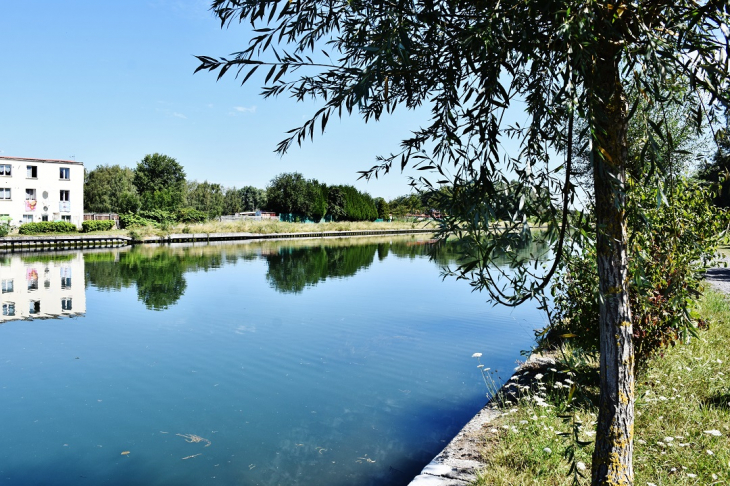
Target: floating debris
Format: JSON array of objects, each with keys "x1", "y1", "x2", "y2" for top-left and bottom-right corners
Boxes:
[
  {"x1": 121, "y1": 451, "x2": 130, "y2": 456},
  {"x1": 356, "y1": 454, "x2": 376, "y2": 464},
  {"x1": 182, "y1": 453, "x2": 202, "y2": 460},
  {"x1": 177, "y1": 433, "x2": 211, "y2": 447},
  {"x1": 248, "y1": 464, "x2": 256, "y2": 470}
]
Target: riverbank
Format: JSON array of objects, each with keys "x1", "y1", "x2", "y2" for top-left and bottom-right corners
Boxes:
[
  {"x1": 0, "y1": 225, "x2": 436, "y2": 252},
  {"x1": 410, "y1": 283, "x2": 730, "y2": 485}
]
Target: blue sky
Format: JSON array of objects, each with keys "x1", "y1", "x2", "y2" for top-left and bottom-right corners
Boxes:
[{"x1": 0, "y1": 0, "x2": 437, "y2": 200}]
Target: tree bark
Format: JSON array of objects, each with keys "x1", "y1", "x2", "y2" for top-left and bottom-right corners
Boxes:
[{"x1": 590, "y1": 56, "x2": 635, "y2": 485}]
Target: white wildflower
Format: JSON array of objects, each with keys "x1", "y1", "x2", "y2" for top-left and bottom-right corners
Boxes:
[
  {"x1": 707, "y1": 450, "x2": 714, "y2": 455},
  {"x1": 687, "y1": 473, "x2": 697, "y2": 478},
  {"x1": 576, "y1": 462, "x2": 586, "y2": 471},
  {"x1": 534, "y1": 373, "x2": 544, "y2": 381},
  {"x1": 520, "y1": 420, "x2": 528, "y2": 425},
  {"x1": 543, "y1": 447, "x2": 552, "y2": 453},
  {"x1": 704, "y1": 430, "x2": 722, "y2": 436},
  {"x1": 472, "y1": 353, "x2": 482, "y2": 358},
  {"x1": 664, "y1": 437, "x2": 674, "y2": 442},
  {"x1": 647, "y1": 483, "x2": 657, "y2": 486},
  {"x1": 477, "y1": 364, "x2": 484, "y2": 368},
  {"x1": 637, "y1": 439, "x2": 646, "y2": 445}
]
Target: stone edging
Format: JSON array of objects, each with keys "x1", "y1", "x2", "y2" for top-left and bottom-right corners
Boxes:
[{"x1": 408, "y1": 354, "x2": 558, "y2": 485}]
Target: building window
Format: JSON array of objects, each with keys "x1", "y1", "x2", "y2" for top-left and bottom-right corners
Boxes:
[
  {"x1": 1, "y1": 279, "x2": 13, "y2": 293},
  {"x1": 26, "y1": 165, "x2": 38, "y2": 178},
  {"x1": 42, "y1": 215, "x2": 49, "y2": 222},
  {"x1": 2, "y1": 302, "x2": 15, "y2": 316},
  {"x1": 60, "y1": 190, "x2": 70, "y2": 201},
  {"x1": 62, "y1": 298, "x2": 72, "y2": 311},
  {"x1": 0, "y1": 164, "x2": 11, "y2": 176},
  {"x1": 26, "y1": 189, "x2": 36, "y2": 200},
  {"x1": 29, "y1": 300, "x2": 40, "y2": 315},
  {"x1": 61, "y1": 215, "x2": 71, "y2": 222},
  {"x1": 23, "y1": 215, "x2": 33, "y2": 223},
  {"x1": 0, "y1": 188, "x2": 10, "y2": 200},
  {"x1": 61, "y1": 276, "x2": 71, "y2": 289},
  {"x1": 60, "y1": 167, "x2": 70, "y2": 180}
]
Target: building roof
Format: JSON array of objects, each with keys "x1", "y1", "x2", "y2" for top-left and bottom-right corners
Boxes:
[{"x1": 0, "y1": 156, "x2": 83, "y2": 166}]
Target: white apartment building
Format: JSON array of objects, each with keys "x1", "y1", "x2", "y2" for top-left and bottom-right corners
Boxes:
[{"x1": 0, "y1": 156, "x2": 84, "y2": 228}]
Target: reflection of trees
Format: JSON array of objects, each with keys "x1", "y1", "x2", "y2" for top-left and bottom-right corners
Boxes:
[
  {"x1": 83, "y1": 235, "x2": 549, "y2": 304},
  {"x1": 265, "y1": 244, "x2": 378, "y2": 293},
  {"x1": 85, "y1": 247, "x2": 232, "y2": 310}
]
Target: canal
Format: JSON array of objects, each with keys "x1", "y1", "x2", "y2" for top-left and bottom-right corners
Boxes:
[{"x1": 0, "y1": 235, "x2": 544, "y2": 485}]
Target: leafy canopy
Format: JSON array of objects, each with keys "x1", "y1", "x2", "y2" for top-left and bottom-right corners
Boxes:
[{"x1": 197, "y1": 0, "x2": 729, "y2": 305}]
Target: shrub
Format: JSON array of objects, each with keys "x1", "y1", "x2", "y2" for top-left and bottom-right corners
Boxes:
[
  {"x1": 545, "y1": 177, "x2": 726, "y2": 364},
  {"x1": 119, "y1": 213, "x2": 158, "y2": 229},
  {"x1": 18, "y1": 222, "x2": 78, "y2": 235},
  {"x1": 176, "y1": 207, "x2": 207, "y2": 223},
  {"x1": 81, "y1": 220, "x2": 116, "y2": 233},
  {"x1": 0, "y1": 222, "x2": 9, "y2": 237},
  {"x1": 138, "y1": 209, "x2": 176, "y2": 224}
]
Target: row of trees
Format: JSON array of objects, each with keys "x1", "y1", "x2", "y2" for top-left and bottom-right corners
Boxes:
[
  {"x1": 85, "y1": 155, "x2": 433, "y2": 222},
  {"x1": 84, "y1": 153, "x2": 271, "y2": 219}
]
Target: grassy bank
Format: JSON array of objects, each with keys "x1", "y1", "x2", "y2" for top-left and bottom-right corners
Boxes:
[
  {"x1": 472, "y1": 290, "x2": 730, "y2": 485},
  {"x1": 2, "y1": 219, "x2": 435, "y2": 238}
]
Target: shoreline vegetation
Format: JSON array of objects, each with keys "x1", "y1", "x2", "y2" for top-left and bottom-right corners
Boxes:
[
  {"x1": 464, "y1": 289, "x2": 729, "y2": 486},
  {"x1": 0, "y1": 219, "x2": 437, "y2": 239}
]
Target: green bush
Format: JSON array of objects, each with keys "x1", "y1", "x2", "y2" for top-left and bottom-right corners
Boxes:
[
  {"x1": 545, "y1": 177, "x2": 726, "y2": 364},
  {"x1": 138, "y1": 209, "x2": 176, "y2": 224},
  {"x1": 81, "y1": 220, "x2": 116, "y2": 233},
  {"x1": 119, "y1": 213, "x2": 158, "y2": 229},
  {"x1": 18, "y1": 222, "x2": 78, "y2": 235},
  {"x1": 0, "y1": 222, "x2": 9, "y2": 237},
  {"x1": 176, "y1": 207, "x2": 207, "y2": 223}
]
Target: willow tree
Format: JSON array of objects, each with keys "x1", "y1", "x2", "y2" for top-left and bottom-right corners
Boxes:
[{"x1": 196, "y1": 1, "x2": 729, "y2": 483}]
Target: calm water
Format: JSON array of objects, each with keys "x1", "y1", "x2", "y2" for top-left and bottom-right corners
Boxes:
[{"x1": 0, "y1": 236, "x2": 544, "y2": 485}]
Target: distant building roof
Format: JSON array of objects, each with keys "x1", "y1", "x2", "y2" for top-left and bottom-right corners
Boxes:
[{"x1": 0, "y1": 155, "x2": 83, "y2": 166}]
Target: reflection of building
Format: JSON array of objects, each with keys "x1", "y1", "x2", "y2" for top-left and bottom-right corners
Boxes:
[
  {"x1": 0, "y1": 253, "x2": 86, "y2": 323},
  {"x1": 0, "y1": 156, "x2": 84, "y2": 228}
]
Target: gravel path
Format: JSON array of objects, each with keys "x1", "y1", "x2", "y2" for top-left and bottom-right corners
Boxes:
[{"x1": 704, "y1": 253, "x2": 730, "y2": 294}]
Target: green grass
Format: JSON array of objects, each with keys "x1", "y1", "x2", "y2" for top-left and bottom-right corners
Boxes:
[
  {"x1": 472, "y1": 291, "x2": 730, "y2": 485},
  {"x1": 1, "y1": 219, "x2": 435, "y2": 238}
]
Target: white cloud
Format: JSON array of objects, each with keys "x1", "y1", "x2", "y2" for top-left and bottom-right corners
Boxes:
[
  {"x1": 234, "y1": 105, "x2": 257, "y2": 114},
  {"x1": 173, "y1": 112, "x2": 187, "y2": 119}
]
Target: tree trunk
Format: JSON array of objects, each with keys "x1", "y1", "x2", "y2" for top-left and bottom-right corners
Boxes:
[{"x1": 590, "y1": 57, "x2": 635, "y2": 485}]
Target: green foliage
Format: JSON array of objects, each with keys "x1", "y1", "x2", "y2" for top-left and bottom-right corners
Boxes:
[
  {"x1": 374, "y1": 197, "x2": 390, "y2": 220},
  {"x1": 176, "y1": 207, "x2": 208, "y2": 224},
  {"x1": 81, "y1": 220, "x2": 116, "y2": 233},
  {"x1": 84, "y1": 164, "x2": 139, "y2": 214},
  {"x1": 334, "y1": 185, "x2": 378, "y2": 221},
  {"x1": 547, "y1": 177, "x2": 726, "y2": 363},
  {"x1": 0, "y1": 222, "x2": 9, "y2": 237},
  {"x1": 18, "y1": 222, "x2": 78, "y2": 235},
  {"x1": 239, "y1": 186, "x2": 268, "y2": 212},
  {"x1": 133, "y1": 153, "x2": 186, "y2": 212},
  {"x1": 185, "y1": 180, "x2": 224, "y2": 218},
  {"x1": 697, "y1": 113, "x2": 730, "y2": 208},
  {"x1": 119, "y1": 213, "x2": 158, "y2": 229},
  {"x1": 266, "y1": 172, "x2": 310, "y2": 215}
]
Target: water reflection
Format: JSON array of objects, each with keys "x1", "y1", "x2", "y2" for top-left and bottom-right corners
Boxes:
[
  {"x1": 0, "y1": 253, "x2": 86, "y2": 323},
  {"x1": 2, "y1": 235, "x2": 549, "y2": 316}
]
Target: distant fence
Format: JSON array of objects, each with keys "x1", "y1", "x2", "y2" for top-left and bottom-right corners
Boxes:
[
  {"x1": 220, "y1": 212, "x2": 278, "y2": 222},
  {"x1": 83, "y1": 213, "x2": 120, "y2": 228}
]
